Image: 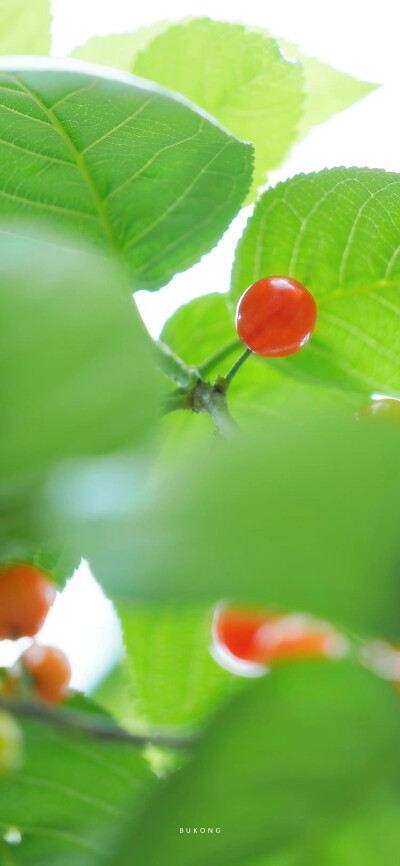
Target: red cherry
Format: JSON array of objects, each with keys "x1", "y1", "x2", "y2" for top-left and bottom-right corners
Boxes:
[
  {"x1": 22, "y1": 645, "x2": 71, "y2": 704},
  {"x1": 213, "y1": 607, "x2": 347, "y2": 666},
  {"x1": 213, "y1": 607, "x2": 269, "y2": 662},
  {"x1": 236, "y1": 276, "x2": 317, "y2": 357},
  {"x1": 0, "y1": 564, "x2": 56, "y2": 640}
]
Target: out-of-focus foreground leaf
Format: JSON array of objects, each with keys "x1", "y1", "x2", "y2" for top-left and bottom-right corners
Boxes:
[
  {"x1": 111, "y1": 663, "x2": 400, "y2": 865},
  {"x1": 0, "y1": 701, "x2": 154, "y2": 866},
  {"x1": 0, "y1": 228, "x2": 159, "y2": 482},
  {"x1": 48, "y1": 415, "x2": 400, "y2": 641}
]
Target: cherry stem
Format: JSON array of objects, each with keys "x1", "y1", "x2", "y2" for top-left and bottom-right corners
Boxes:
[
  {"x1": 224, "y1": 347, "x2": 252, "y2": 386},
  {"x1": 198, "y1": 338, "x2": 242, "y2": 379},
  {"x1": 0, "y1": 696, "x2": 196, "y2": 749}
]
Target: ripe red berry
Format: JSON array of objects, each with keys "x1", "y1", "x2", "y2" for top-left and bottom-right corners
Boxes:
[
  {"x1": 213, "y1": 607, "x2": 268, "y2": 663},
  {"x1": 213, "y1": 606, "x2": 347, "y2": 667},
  {"x1": 236, "y1": 276, "x2": 317, "y2": 357},
  {"x1": 0, "y1": 564, "x2": 56, "y2": 640},
  {"x1": 22, "y1": 645, "x2": 71, "y2": 704},
  {"x1": 356, "y1": 397, "x2": 400, "y2": 427}
]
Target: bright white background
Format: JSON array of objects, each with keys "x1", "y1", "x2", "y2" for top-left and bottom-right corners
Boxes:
[{"x1": 2, "y1": 0, "x2": 399, "y2": 690}]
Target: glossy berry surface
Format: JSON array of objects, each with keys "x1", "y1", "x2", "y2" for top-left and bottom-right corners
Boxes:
[
  {"x1": 356, "y1": 397, "x2": 400, "y2": 427},
  {"x1": 214, "y1": 607, "x2": 346, "y2": 666},
  {"x1": 23, "y1": 645, "x2": 71, "y2": 704},
  {"x1": 236, "y1": 276, "x2": 317, "y2": 357},
  {"x1": 0, "y1": 564, "x2": 56, "y2": 640}
]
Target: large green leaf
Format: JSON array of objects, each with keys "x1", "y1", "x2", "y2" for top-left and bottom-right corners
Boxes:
[
  {"x1": 231, "y1": 167, "x2": 400, "y2": 397},
  {"x1": 0, "y1": 228, "x2": 159, "y2": 482},
  {"x1": 0, "y1": 0, "x2": 51, "y2": 55},
  {"x1": 48, "y1": 415, "x2": 400, "y2": 640},
  {"x1": 132, "y1": 18, "x2": 303, "y2": 199},
  {"x1": 0, "y1": 701, "x2": 154, "y2": 865},
  {"x1": 0, "y1": 60, "x2": 253, "y2": 290},
  {"x1": 111, "y1": 663, "x2": 400, "y2": 865},
  {"x1": 120, "y1": 606, "x2": 235, "y2": 731}
]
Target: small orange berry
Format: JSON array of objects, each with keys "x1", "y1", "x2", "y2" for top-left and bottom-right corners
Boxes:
[
  {"x1": 22, "y1": 645, "x2": 71, "y2": 704},
  {"x1": 0, "y1": 564, "x2": 56, "y2": 640}
]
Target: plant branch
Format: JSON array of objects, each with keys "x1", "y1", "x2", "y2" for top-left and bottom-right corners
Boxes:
[
  {"x1": 224, "y1": 347, "x2": 252, "y2": 385},
  {"x1": 0, "y1": 696, "x2": 196, "y2": 749},
  {"x1": 163, "y1": 388, "x2": 193, "y2": 415},
  {"x1": 192, "y1": 381, "x2": 238, "y2": 437}
]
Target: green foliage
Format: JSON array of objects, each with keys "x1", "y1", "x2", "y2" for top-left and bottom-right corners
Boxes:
[
  {"x1": 0, "y1": 9, "x2": 398, "y2": 866},
  {"x1": 48, "y1": 416, "x2": 400, "y2": 640},
  {"x1": 0, "y1": 705, "x2": 154, "y2": 865},
  {"x1": 0, "y1": 0, "x2": 51, "y2": 55},
  {"x1": 72, "y1": 22, "x2": 170, "y2": 71},
  {"x1": 0, "y1": 62, "x2": 252, "y2": 290},
  {"x1": 0, "y1": 229, "x2": 159, "y2": 481},
  {"x1": 132, "y1": 19, "x2": 304, "y2": 199},
  {"x1": 112, "y1": 663, "x2": 400, "y2": 865},
  {"x1": 72, "y1": 19, "x2": 375, "y2": 200},
  {"x1": 231, "y1": 167, "x2": 400, "y2": 396},
  {"x1": 120, "y1": 606, "x2": 235, "y2": 730},
  {"x1": 279, "y1": 39, "x2": 378, "y2": 139}
]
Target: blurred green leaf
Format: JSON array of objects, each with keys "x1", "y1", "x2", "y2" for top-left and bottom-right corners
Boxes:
[
  {"x1": 153, "y1": 340, "x2": 199, "y2": 389},
  {"x1": 50, "y1": 416, "x2": 400, "y2": 640},
  {"x1": 132, "y1": 18, "x2": 303, "y2": 200},
  {"x1": 0, "y1": 228, "x2": 159, "y2": 482},
  {"x1": 0, "y1": 702, "x2": 154, "y2": 865},
  {"x1": 0, "y1": 62, "x2": 253, "y2": 290},
  {"x1": 279, "y1": 39, "x2": 378, "y2": 139},
  {"x1": 119, "y1": 606, "x2": 235, "y2": 730},
  {"x1": 0, "y1": 0, "x2": 51, "y2": 55},
  {"x1": 112, "y1": 663, "x2": 400, "y2": 865},
  {"x1": 231, "y1": 167, "x2": 400, "y2": 396}
]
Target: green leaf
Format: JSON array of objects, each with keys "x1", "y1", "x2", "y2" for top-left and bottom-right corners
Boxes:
[
  {"x1": 279, "y1": 39, "x2": 378, "y2": 139},
  {"x1": 0, "y1": 60, "x2": 253, "y2": 290},
  {"x1": 120, "y1": 606, "x2": 235, "y2": 730},
  {"x1": 0, "y1": 228, "x2": 159, "y2": 482},
  {"x1": 111, "y1": 663, "x2": 400, "y2": 865},
  {"x1": 0, "y1": 702, "x2": 154, "y2": 865},
  {"x1": 72, "y1": 22, "x2": 170, "y2": 72},
  {"x1": 231, "y1": 167, "x2": 400, "y2": 397},
  {"x1": 0, "y1": 0, "x2": 51, "y2": 56},
  {"x1": 132, "y1": 18, "x2": 304, "y2": 199},
  {"x1": 49, "y1": 415, "x2": 400, "y2": 641}
]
